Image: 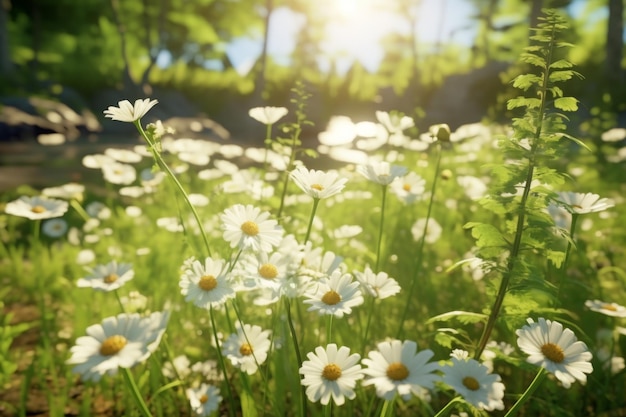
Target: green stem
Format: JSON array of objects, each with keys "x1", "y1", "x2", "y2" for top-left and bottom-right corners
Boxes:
[
  {"x1": 208, "y1": 305, "x2": 236, "y2": 417},
  {"x1": 397, "y1": 143, "x2": 442, "y2": 339},
  {"x1": 277, "y1": 125, "x2": 301, "y2": 218},
  {"x1": 360, "y1": 297, "x2": 376, "y2": 356},
  {"x1": 134, "y1": 120, "x2": 212, "y2": 257},
  {"x1": 504, "y1": 369, "x2": 546, "y2": 417},
  {"x1": 557, "y1": 212, "x2": 578, "y2": 297},
  {"x1": 121, "y1": 367, "x2": 153, "y2": 417},
  {"x1": 380, "y1": 399, "x2": 395, "y2": 417},
  {"x1": 285, "y1": 298, "x2": 306, "y2": 417},
  {"x1": 303, "y1": 198, "x2": 320, "y2": 244},
  {"x1": 263, "y1": 123, "x2": 273, "y2": 172},
  {"x1": 433, "y1": 397, "x2": 461, "y2": 417},
  {"x1": 70, "y1": 199, "x2": 91, "y2": 222},
  {"x1": 326, "y1": 315, "x2": 333, "y2": 344},
  {"x1": 375, "y1": 185, "x2": 387, "y2": 272}
]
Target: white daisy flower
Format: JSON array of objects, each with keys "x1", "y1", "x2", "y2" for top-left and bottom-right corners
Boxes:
[
  {"x1": 179, "y1": 257, "x2": 235, "y2": 309},
  {"x1": 361, "y1": 339, "x2": 440, "y2": 400},
  {"x1": 5, "y1": 195, "x2": 68, "y2": 220},
  {"x1": 119, "y1": 291, "x2": 148, "y2": 313},
  {"x1": 457, "y1": 175, "x2": 488, "y2": 200},
  {"x1": 411, "y1": 217, "x2": 442, "y2": 244},
  {"x1": 221, "y1": 323, "x2": 272, "y2": 375},
  {"x1": 303, "y1": 270, "x2": 363, "y2": 318},
  {"x1": 353, "y1": 267, "x2": 401, "y2": 299},
  {"x1": 375, "y1": 111, "x2": 414, "y2": 134},
  {"x1": 237, "y1": 250, "x2": 294, "y2": 291},
  {"x1": 585, "y1": 300, "x2": 626, "y2": 318},
  {"x1": 389, "y1": 172, "x2": 426, "y2": 204},
  {"x1": 86, "y1": 201, "x2": 112, "y2": 220},
  {"x1": 601, "y1": 127, "x2": 626, "y2": 142},
  {"x1": 77, "y1": 260, "x2": 134, "y2": 292},
  {"x1": 101, "y1": 162, "x2": 137, "y2": 185},
  {"x1": 82, "y1": 153, "x2": 115, "y2": 169},
  {"x1": 357, "y1": 161, "x2": 407, "y2": 185},
  {"x1": 104, "y1": 148, "x2": 143, "y2": 163},
  {"x1": 441, "y1": 357, "x2": 505, "y2": 411},
  {"x1": 162, "y1": 354, "x2": 191, "y2": 379},
  {"x1": 41, "y1": 182, "x2": 85, "y2": 200},
  {"x1": 290, "y1": 165, "x2": 348, "y2": 200},
  {"x1": 299, "y1": 344, "x2": 363, "y2": 406},
  {"x1": 220, "y1": 204, "x2": 284, "y2": 253},
  {"x1": 42, "y1": 218, "x2": 68, "y2": 238},
  {"x1": 103, "y1": 98, "x2": 158, "y2": 122},
  {"x1": 186, "y1": 383, "x2": 222, "y2": 416},
  {"x1": 556, "y1": 192, "x2": 615, "y2": 214},
  {"x1": 428, "y1": 123, "x2": 451, "y2": 142},
  {"x1": 516, "y1": 317, "x2": 593, "y2": 388},
  {"x1": 66, "y1": 311, "x2": 169, "y2": 381},
  {"x1": 248, "y1": 106, "x2": 288, "y2": 125}
]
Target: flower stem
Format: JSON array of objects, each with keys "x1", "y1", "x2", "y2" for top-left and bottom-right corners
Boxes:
[
  {"x1": 70, "y1": 199, "x2": 91, "y2": 222},
  {"x1": 121, "y1": 367, "x2": 153, "y2": 417},
  {"x1": 209, "y1": 305, "x2": 236, "y2": 417},
  {"x1": 263, "y1": 123, "x2": 273, "y2": 172},
  {"x1": 277, "y1": 124, "x2": 301, "y2": 218},
  {"x1": 285, "y1": 298, "x2": 306, "y2": 417},
  {"x1": 303, "y1": 198, "x2": 320, "y2": 244},
  {"x1": 557, "y1": 212, "x2": 578, "y2": 298},
  {"x1": 375, "y1": 185, "x2": 387, "y2": 272},
  {"x1": 396, "y1": 143, "x2": 442, "y2": 339},
  {"x1": 433, "y1": 397, "x2": 461, "y2": 417},
  {"x1": 326, "y1": 315, "x2": 333, "y2": 344},
  {"x1": 504, "y1": 369, "x2": 546, "y2": 417}
]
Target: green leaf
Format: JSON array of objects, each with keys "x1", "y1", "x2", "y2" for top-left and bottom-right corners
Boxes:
[
  {"x1": 507, "y1": 97, "x2": 541, "y2": 110},
  {"x1": 554, "y1": 97, "x2": 578, "y2": 111},
  {"x1": 512, "y1": 74, "x2": 542, "y2": 91},
  {"x1": 240, "y1": 388, "x2": 258, "y2": 417},
  {"x1": 427, "y1": 311, "x2": 488, "y2": 325},
  {"x1": 520, "y1": 53, "x2": 547, "y2": 68},
  {"x1": 549, "y1": 59, "x2": 573, "y2": 69},
  {"x1": 546, "y1": 250, "x2": 566, "y2": 268},
  {"x1": 464, "y1": 222, "x2": 508, "y2": 248}
]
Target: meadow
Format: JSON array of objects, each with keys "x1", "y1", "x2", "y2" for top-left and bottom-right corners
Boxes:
[{"x1": 1, "y1": 12, "x2": 625, "y2": 417}]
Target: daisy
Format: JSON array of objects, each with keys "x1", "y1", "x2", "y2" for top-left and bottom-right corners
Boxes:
[
  {"x1": 361, "y1": 339, "x2": 440, "y2": 400},
  {"x1": 237, "y1": 250, "x2": 294, "y2": 291},
  {"x1": 290, "y1": 165, "x2": 348, "y2": 200},
  {"x1": 556, "y1": 192, "x2": 615, "y2": 214},
  {"x1": 186, "y1": 383, "x2": 222, "y2": 416},
  {"x1": 42, "y1": 218, "x2": 68, "y2": 238},
  {"x1": 441, "y1": 357, "x2": 505, "y2": 411},
  {"x1": 375, "y1": 111, "x2": 414, "y2": 134},
  {"x1": 162, "y1": 354, "x2": 191, "y2": 379},
  {"x1": 248, "y1": 106, "x2": 288, "y2": 125},
  {"x1": 411, "y1": 217, "x2": 443, "y2": 244},
  {"x1": 357, "y1": 161, "x2": 407, "y2": 186},
  {"x1": 101, "y1": 162, "x2": 137, "y2": 185},
  {"x1": 516, "y1": 317, "x2": 593, "y2": 388},
  {"x1": 66, "y1": 311, "x2": 169, "y2": 381},
  {"x1": 86, "y1": 201, "x2": 112, "y2": 220},
  {"x1": 299, "y1": 344, "x2": 363, "y2": 406},
  {"x1": 179, "y1": 257, "x2": 235, "y2": 309},
  {"x1": 303, "y1": 270, "x2": 363, "y2": 318},
  {"x1": 353, "y1": 267, "x2": 401, "y2": 300},
  {"x1": 585, "y1": 300, "x2": 626, "y2": 318},
  {"x1": 104, "y1": 98, "x2": 158, "y2": 122},
  {"x1": 42, "y1": 183, "x2": 85, "y2": 200},
  {"x1": 220, "y1": 204, "x2": 284, "y2": 253},
  {"x1": 5, "y1": 195, "x2": 68, "y2": 220},
  {"x1": 221, "y1": 323, "x2": 272, "y2": 375},
  {"x1": 104, "y1": 148, "x2": 143, "y2": 163},
  {"x1": 77, "y1": 260, "x2": 135, "y2": 292},
  {"x1": 428, "y1": 123, "x2": 451, "y2": 142},
  {"x1": 389, "y1": 172, "x2": 426, "y2": 204}
]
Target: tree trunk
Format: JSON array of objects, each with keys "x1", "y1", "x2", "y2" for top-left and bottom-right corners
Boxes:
[
  {"x1": 110, "y1": 0, "x2": 137, "y2": 92},
  {"x1": 255, "y1": 0, "x2": 273, "y2": 98},
  {"x1": 0, "y1": 0, "x2": 13, "y2": 76},
  {"x1": 606, "y1": 0, "x2": 624, "y2": 89}
]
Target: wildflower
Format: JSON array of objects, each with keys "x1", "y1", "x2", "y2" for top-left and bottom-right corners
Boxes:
[
  {"x1": 299, "y1": 344, "x2": 363, "y2": 406},
  {"x1": 42, "y1": 218, "x2": 68, "y2": 238},
  {"x1": 119, "y1": 291, "x2": 148, "y2": 313},
  {"x1": 86, "y1": 201, "x2": 112, "y2": 220},
  {"x1": 238, "y1": 250, "x2": 294, "y2": 291},
  {"x1": 353, "y1": 267, "x2": 401, "y2": 300},
  {"x1": 290, "y1": 165, "x2": 348, "y2": 200},
  {"x1": 77, "y1": 260, "x2": 135, "y2": 292},
  {"x1": 411, "y1": 218, "x2": 442, "y2": 244},
  {"x1": 428, "y1": 123, "x2": 451, "y2": 142},
  {"x1": 104, "y1": 98, "x2": 158, "y2": 122},
  {"x1": 457, "y1": 175, "x2": 488, "y2": 200},
  {"x1": 162, "y1": 355, "x2": 192, "y2": 379},
  {"x1": 556, "y1": 192, "x2": 615, "y2": 214},
  {"x1": 186, "y1": 383, "x2": 222, "y2": 416},
  {"x1": 76, "y1": 249, "x2": 96, "y2": 265},
  {"x1": 585, "y1": 300, "x2": 626, "y2": 318},
  {"x1": 101, "y1": 162, "x2": 137, "y2": 185},
  {"x1": 179, "y1": 257, "x2": 235, "y2": 309},
  {"x1": 516, "y1": 317, "x2": 593, "y2": 388},
  {"x1": 441, "y1": 357, "x2": 505, "y2": 411},
  {"x1": 42, "y1": 183, "x2": 85, "y2": 200},
  {"x1": 303, "y1": 270, "x2": 363, "y2": 318},
  {"x1": 362, "y1": 339, "x2": 440, "y2": 400},
  {"x1": 5, "y1": 195, "x2": 68, "y2": 220},
  {"x1": 248, "y1": 106, "x2": 288, "y2": 125},
  {"x1": 357, "y1": 161, "x2": 407, "y2": 185},
  {"x1": 375, "y1": 111, "x2": 414, "y2": 134},
  {"x1": 104, "y1": 148, "x2": 142, "y2": 163},
  {"x1": 66, "y1": 311, "x2": 169, "y2": 381},
  {"x1": 220, "y1": 204, "x2": 283, "y2": 253},
  {"x1": 601, "y1": 127, "x2": 626, "y2": 142},
  {"x1": 389, "y1": 172, "x2": 425, "y2": 204},
  {"x1": 222, "y1": 323, "x2": 272, "y2": 375}
]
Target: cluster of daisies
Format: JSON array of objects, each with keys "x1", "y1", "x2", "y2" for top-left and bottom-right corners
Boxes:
[{"x1": 2, "y1": 98, "x2": 621, "y2": 415}]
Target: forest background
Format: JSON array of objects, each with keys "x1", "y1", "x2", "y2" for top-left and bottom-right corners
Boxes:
[{"x1": 0, "y1": 0, "x2": 624, "y2": 145}]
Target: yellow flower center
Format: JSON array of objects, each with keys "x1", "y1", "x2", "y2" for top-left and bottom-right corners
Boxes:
[
  {"x1": 541, "y1": 342, "x2": 565, "y2": 363},
  {"x1": 259, "y1": 263, "x2": 278, "y2": 279},
  {"x1": 321, "y1": 290, "x2": 341, "y2": 305},
  {"x1": 31, "y1": 205, "x2": 47, "y2": 213},
  {"x1": 239, "y1": 343, "x2": 253, "y2": 356},
  {"x1": 100, "y1": 335, "x2": 127, "y2": 356},
  {"x1": 311, "y1": 184, "x2": 324, "y2": 191},
  {"x1": 462, "y1": 376, "x2": 480, "y2": 391},
  {"x1": 602, "y1": 303, "x2": 618, "y2": 311},
  {"x1": 200, "y1": 394, "x2": 208, "y2": 404},
  {"x1": 198, "y1": 275, "x2": 218, "y2": 291},
  {"x1": 104, "y1": 273, "x2": 119, "y2": 284},
  {"x1": 386, "y1": 362, "x2": 409, "y2": 381},
  {"x1": 322, "y1": 363, "x2": 342, "y2": 381},
  {"x1": 241, "y1": 221, "x2": 259, "y2": 236},
  {"x1": 402, "y1": 183, "x2": 411, "y2": 192}
]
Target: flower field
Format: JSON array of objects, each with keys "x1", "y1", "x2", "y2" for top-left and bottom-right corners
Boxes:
[{"x1": 1, "y1": 13, "x2": 626, "y2": 417}]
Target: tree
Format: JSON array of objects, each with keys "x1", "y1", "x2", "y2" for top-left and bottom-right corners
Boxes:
[
  {"x1": 0, "y1": 0, "x2": 12, "y2": 76},
  {"x1": 606, "y1": 0, "x2": 624, "y2": 90}
]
